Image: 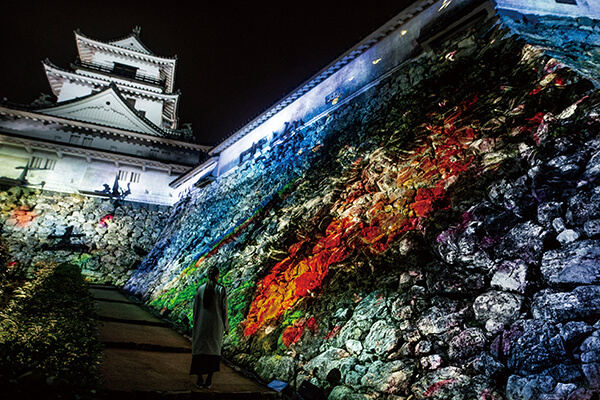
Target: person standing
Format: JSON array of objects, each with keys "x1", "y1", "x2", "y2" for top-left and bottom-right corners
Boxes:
[{"x1": 190, "y1": 266, "x2": 229, "y2": 388}]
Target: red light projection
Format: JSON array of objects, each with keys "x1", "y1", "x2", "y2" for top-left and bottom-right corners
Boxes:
[
  {"x1": 98, "y1": 214, "x2": 114, "y2": 227},
  {"x1": 9, "y1": 206, "x2": 37, "y2": 228},
  {"x1": 281, "y1": 317, "x2": 318, "y2": 347},
  {"x1": 243, "y1": 97, "x2": 480, "y2": 339}
]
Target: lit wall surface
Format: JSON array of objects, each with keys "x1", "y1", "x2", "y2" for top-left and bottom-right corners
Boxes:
[
  {"x1": 195, "y1": 0, "x2": 600, "y2": 184},
  {"x1": 209, "y1": 0, "x2": 492, "y2": 177},
  {"x1": 124, "y1": 4, "x2": 600, "y2": 398}
]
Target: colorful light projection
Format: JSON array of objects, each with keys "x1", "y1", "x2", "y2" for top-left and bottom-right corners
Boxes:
[
  {"x1": 9, "y1": 206, "x2": 37, "y2": 228},
  {"x1": 98, "y1": 214, "x2": 113, "y2": 227},
  {"x1": 243, "y1": 96, "x2": 482, "y2": 341}
]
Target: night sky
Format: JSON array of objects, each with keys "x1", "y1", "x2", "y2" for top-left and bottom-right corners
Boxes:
[{"x1": 0, "y1": 1, "x2": 417, "y2": 145}]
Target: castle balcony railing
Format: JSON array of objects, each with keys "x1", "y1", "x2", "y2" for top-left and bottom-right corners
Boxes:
[{"x1": 73, "y1": 59, "x2": 166, "y2": 89}]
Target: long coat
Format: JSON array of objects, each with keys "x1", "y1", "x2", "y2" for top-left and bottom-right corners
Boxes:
[{"x1": 191, "y1": 283, "x2": 229, "y2": 356}]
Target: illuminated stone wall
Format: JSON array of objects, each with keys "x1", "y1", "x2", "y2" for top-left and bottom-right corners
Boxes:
[
  {"x1": 0, "y1": 187, "x2": 168, "y2": 285},
  {"x1": 126, "y1": 15, "x2": 600, "y2": 400}
]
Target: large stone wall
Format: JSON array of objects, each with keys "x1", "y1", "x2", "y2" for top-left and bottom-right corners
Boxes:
[
  {"x1": 0, "y1": 187, "x2": 168, "y2": 285},
  {"x1": 122, "y1": 13, "x2": 600, "y2": 399}
]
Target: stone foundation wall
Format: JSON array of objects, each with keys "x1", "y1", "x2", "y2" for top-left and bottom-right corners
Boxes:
[
  {"x1": 0, "y1": 187, "x2": 169, "y2": 285},
  {"x1": 120, "y1": 14, "x2": 600, "y2": 399}
]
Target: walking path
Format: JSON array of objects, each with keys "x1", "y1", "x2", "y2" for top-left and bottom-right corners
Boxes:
[{"x1": 90, "y1": 284, "x2": 279, "y2": 399}]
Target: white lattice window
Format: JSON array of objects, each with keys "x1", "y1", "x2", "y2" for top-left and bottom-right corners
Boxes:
[
  {"x1": 69, "y1": 135, "x2": 81, "y2": 144},
  {"x1": 118, "y1": 170, "x2": 128, "y2": 181},
  {"x1": 130, "y1": 172, "x2": 140, "y2": 183},
  {"x1": 45, "y1": 159, "x2": 56, "y2": 170},
  {"x1": 30, "y1": 157, "x2": 44, "y2": 168},
  {"x1": 30, "y1": 157, "x2": 56, "y2": 170}
]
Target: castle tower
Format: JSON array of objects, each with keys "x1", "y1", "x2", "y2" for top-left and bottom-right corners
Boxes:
[
  {"x1": 0, "y1": 28, "x2": 210, "y2": 205},
  {"x1": 43, "y1": 28, "x2": 180, "y2": 130}
]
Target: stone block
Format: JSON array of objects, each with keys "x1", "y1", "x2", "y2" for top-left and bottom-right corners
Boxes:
[
  {"x1": 360, "y1": 360, "x2": 414, "y2": 395},
  {"x1": 491, "y1": 259, "x2": 528, "y2": 293},
  {"x1": 473, "y1": 290, "x2": 523, "y2": 327},
  {"x1": 541, "y1": 239, "x2": 600, "y2": 284},
  {"x1": 583, "y1": 219, "x2": 600, "y2": 237},
  {"x1": 557, "y1": 229, "x2": 580, "y2": 245},
  {"x1": 254, "y1": 355, "x2": 295, "y2": 384},
  {"x1": 363, "y1": 320, "x2": 402, "y2": 356},
  {"x1": 532, "y1": 286, "x2": 600, "y2": 322}
]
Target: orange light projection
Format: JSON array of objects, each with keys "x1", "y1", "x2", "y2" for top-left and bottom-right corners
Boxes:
[
  {"x1": 9, "y1": 206, "x2": 37, "y2": 228},
  {"x1": 243, "y1": 96, "x2": 480, "y2": 339}
]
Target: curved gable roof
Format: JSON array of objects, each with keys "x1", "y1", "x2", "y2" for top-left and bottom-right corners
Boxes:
[
  {"x1": 36, "y1": 84, "x2": 166, "y2": 136},
  {"x1": 108, "y1": 32, "x2": 155, "y2": 56},
  {"x1": 75, "y1": 29, "x2": 176, "y2": 60}
]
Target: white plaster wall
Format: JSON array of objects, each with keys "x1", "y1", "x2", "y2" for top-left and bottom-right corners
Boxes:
[
  {"x1": 0, "y1": 116, "x2": 198, "y2": 165},
  {"x1": 58, "y1": 81, "x2": 94, "y2": 102},
  {"x1": 214, "y1": 0, "x2": 435, "y2": 176},
  {"x1": 92, "y1": 51, "x2": 161, "y2": 80},
  {"x1": 134, "y1": 97, "x2": 163, "y2": 127},
  {"x1": 75, "y1": 69, "x2": 163, "y2": 94},
  {"x1": 0, "y1": 151, "x2": 30, "y2": 179},
  {"x1": 0, "y1": 144, "x2": 180, "y2": 205}
]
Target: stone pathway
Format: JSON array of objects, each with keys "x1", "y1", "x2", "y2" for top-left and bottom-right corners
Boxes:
[{"x1": 90, "y1": 284, "x2": 279, "y2": 399}]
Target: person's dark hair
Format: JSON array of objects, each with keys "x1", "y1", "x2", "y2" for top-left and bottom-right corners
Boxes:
[{"x1": 203, "y1": 266, "x2": 220, "y2": 309}]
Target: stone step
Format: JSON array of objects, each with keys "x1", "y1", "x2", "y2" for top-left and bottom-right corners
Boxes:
[
  {"x1": 89, "y1": 285, "x2": 134, "y2": 303},
  {"x1": 91, "y1": 285, "x2": 277, "y2": 398},
  {"x1": 97, "y1": 315, "x2": 170, "y2": 328},
  {"x1": 96, "y1": 348, "x2": 278, "y2": 398},
  {"x1": 97, "y1": 320, "x2": 191, "y2": 352},
  {"x1": 101, "y1": 341, "x2": 191, "y2": 353},
  {"x1": 94, "y1": 300, "x2": 165, "y2": 324},
  {"x1": 93, "y1": 390, "x2": 280, "y2": 399}
]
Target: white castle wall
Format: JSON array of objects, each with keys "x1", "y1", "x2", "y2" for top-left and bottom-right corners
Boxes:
[
  {"x1": 92, "y1": 51, "x2": 162, "y2": 80},
  {"x1": 197, "y1": 0, "x2": 599, "y2": 184},
  {"x1": 211, "y1": 0, "x2": 492, "y2": 177},
  {"x1": 0, "y1": 144, "x2": 180, "y2": 205},
  {"x1": 57, "y1": 81, "x2": 93, "y2": 102}
]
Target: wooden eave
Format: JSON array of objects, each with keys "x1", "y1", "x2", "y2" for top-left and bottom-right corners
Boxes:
[
  {"x1": 169, "y1": 156, "x2": 219, "y2": 189},
  {"x1": 75, "y1": 30, "x2": 177, "y2": 93},
  {"x1": 43, "y1": 60, "x2": 180, "y2": 124},
  {"x1": 37, "y1": 84, "x2": 167, "y2": 136},
  {"x1": 0, "y1": 105, "x2": 209, "y2": 152},
  {"x1": 0, "y1": 131, "x2": 191, "y2": 174}
]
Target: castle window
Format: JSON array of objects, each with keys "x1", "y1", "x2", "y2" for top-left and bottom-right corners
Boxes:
[
  {"x1": 30, "y1": 156, "x2": 44, "y2": 169},
  {"x1": 130, "y1": 172, "x2": 140, "y2": 183},
  {"x1": 82, "y1": 137, "x2": 93, "y2": 146},
  {"x1": 150, "y1": 149, "x2": 160, "y2": 159},
  {"x1": 113, "y1": 62, "x2": 138, "y2": 79},
  {"x1": 45, "y1": 159, "x2": 56, "y2": 170},
  {"x1": 118, "y1": 170, "x2": 128, "y2": 181},
  {"x1": 30, "y1": 157, "x2": 56, "y2": 170},
  {"x1": 69, "y1": 135, "x2": 81, "y2": 144},
  {"x1": 555, "y1": 0, "x2": 577, "y2": 4}
]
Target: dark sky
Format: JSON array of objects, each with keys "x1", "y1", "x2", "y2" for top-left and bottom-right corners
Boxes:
[{"x1": 0, "y1": 1, "x2": 417, "y2": 145}]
